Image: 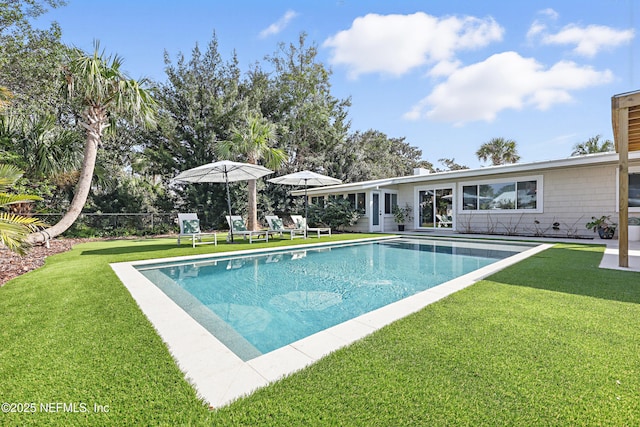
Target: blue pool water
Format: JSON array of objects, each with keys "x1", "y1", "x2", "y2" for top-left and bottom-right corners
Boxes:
[{"x1": 136, "y1": 238, "x2": 533, "y2": 361}]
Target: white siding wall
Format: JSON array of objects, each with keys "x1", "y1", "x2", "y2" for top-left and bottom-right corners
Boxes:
[
  {"x1": 383, "y1": 216, "x2": 397, "y2": 232},
  {"x1": 350, "y1": 217, "x2": 370, "y2": 233}
]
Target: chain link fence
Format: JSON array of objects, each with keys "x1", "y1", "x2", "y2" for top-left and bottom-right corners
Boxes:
[{"x1": 36, "y1": 212, "x2": 181, "y2": 237}]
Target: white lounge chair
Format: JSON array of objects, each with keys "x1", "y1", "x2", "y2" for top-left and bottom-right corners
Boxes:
[
  {"x1": 226, "y1": 215, "x2": 269, "y2": 243},
  {"x1": 290, "y1": 215, "x2": 331, "y2": 238},
  {"x1": 177, "y1": 213, "x2": 217, "y2": 247},
  {"x1": 265, "y1": 215, "x2": 306, "y2": 240},
  {"x1": 436, "y1": 214, "x2": 452, "y2": 228}
]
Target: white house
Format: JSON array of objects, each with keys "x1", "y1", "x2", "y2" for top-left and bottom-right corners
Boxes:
[{"x1": 293, "y1": 151, "x2": 640, "y2": 239}]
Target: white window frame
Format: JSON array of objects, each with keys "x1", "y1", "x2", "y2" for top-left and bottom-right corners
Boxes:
[
  {"x1": 310, "y1": 195, "x2": 326, "y2": 208},
  {"x1": 413, "y1": 185, "x2": 455, "y2": 230},
  {"x1": 383, "y1": 191, "x2": 398, "y2": 217},
  {"x1": 457, "y1": 175, "x2": 543, "y2": 214}
]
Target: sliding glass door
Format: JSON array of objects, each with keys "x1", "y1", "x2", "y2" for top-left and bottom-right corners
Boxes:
[{"x1": 417, "y1": 188, "x2": 453, "y2": 228}]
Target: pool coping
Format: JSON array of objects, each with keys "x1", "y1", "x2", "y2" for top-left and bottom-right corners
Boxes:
[{"x1": 110, "y1": 236, "x2": 552, "y2": 408}]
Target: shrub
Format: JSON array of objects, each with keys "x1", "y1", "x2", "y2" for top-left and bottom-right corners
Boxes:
[{"x1": 308, "y1": 198, "x2": 360, "y2": 231}]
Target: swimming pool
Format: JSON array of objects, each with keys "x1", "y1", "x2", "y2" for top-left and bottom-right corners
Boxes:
[
  {"x1": 113, "y1": 236, "x2": 549, "y2": 407},
  {"x1": 134, "y1": 237, "x2": 535, "y2": 361}
]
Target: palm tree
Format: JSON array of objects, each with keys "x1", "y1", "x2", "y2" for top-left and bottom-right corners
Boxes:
[
  {"x1": 0, "y1": 164, "x2": 47, "y2": 255},
  {"x1": 0, "y1": 114, "x2": 82, "y2": 216},
  {"x1": 11, "y1": 114, "x2": 83, "y2": 180},
  {"x1": 571, "y1": 135, "x2": 614, "y2": 156},
  {"x1": 26, "y1": 43, "x2": 156, "y2": 245},
  {"x1": 476, "y1": 137, "x2": 520, "y2": 166},
  {"x1": 216, "y1": 113, "x2": 287, "y2": 230}
]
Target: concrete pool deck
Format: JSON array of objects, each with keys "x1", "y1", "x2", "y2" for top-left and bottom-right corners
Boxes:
[
  {"x1": 403, "y1": 230, "x2": 640, "y2": 273},
  {"x1": 598, "y1": 239, "x2": 640, "y2": 272},
  {"x1": 111, "y1": 237, "x2": 552, "y2": 408}
]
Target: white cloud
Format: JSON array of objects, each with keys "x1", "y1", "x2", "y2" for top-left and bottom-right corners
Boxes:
[
  {"x1": 526, "y1": 21, "x2": 547, "y2": 40},
  {"x1": 539, "y1": 8, "x2": 559, "y2": 20},
  {"x1": 527, "y1": 8, "x2": 558, "y2": 41},
  {"x1": 542, "y1": 24, "x2": 635, "y2": 57},
  {"x1": 323, "y1": 12, "x2": 503, "y2": 79},
  {"x1": 259, "y1": 10, "x2": 298, "y2": 38},
  {"x1": 404, "y1": 51, "x2": 613, "y2": 125}
]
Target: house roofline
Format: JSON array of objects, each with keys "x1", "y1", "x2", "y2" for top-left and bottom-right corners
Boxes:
[{"x1": 291, "y1": 151, "x2": 640, "y2": 196}]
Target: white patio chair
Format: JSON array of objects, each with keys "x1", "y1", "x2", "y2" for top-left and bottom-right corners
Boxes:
[
  {"x1": 436, "y1": 214, "x2": 452, "y2": 228},
  {"x1": 177, "y1": 213, "x2": 217, "y2": 247},
  {"x1": 290, "y1": 215, "x2": 331, "y2": 238},
  {"x1": 265, "y1": 215, "x2": 305, "y2": 240},
  {"x1": 226, "y1": 215, "x2": 269, "y2": 243}
]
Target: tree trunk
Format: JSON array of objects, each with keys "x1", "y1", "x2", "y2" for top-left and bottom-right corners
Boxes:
[
  {"x1": 26, "y1": 109, "x2": 106, "y2": 244},
  {"x1": 247, "y1": 179, "x2": 258, "y2": 231}
]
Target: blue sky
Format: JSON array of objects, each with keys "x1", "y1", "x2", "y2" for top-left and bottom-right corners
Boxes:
[{"x1": 35, "y1": 0, "x2": 639, "y2": 168}]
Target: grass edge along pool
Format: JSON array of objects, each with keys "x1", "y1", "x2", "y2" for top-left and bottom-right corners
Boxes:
[{"x1": 135, "y1": 237, "x2": 536, "y2": 361}]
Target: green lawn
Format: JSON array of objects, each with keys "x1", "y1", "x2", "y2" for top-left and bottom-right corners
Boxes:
[{"x1": 1, "y1": 236, "x2": 639, "y2": 426}]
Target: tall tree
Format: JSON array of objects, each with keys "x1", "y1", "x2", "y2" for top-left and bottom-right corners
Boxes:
[
  {"x1": 27, "y1": 43, "x2": 157, "y2": 244},
  {"x1": 1, "y1": 0, "x2": 69, "y2": 113},
  {"x1": 476, "y1": 137, "x2": 520, "y2": 166},
  {"x1": 0, "y1": 164, "x2": 47, "y2": 254},
  {"x1": 571, "y1": 134, "x2": 614, "y2": 156},
  {"x1": 331, "y1": 130, "x2": 431, "y2": 182},
  {"x1": 1, "y1": 1, "x2": 80, "y2": 215},
  {"x1": 145, "y1": 33, "x2": 244, "y2": 227},
  {"x1": 266, "y1": 33, "x2": 351, "y2": 172},
  {"x1": 216, "y1": 113, "x2": 286, "y2": 230}
]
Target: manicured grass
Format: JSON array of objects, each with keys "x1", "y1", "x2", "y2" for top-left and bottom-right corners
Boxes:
[
  {"x1": 0, "y1": 233, "x2": 378, "y2": 425},
  {"x1": 1, "y1": 238, "x2": 639, "y2": 425}
]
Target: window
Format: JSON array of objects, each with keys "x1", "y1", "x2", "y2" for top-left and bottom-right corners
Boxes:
[
  {"x1": 418, "y1": 188, "x2": 452, "y2": 227},
  {"x1": 347, "y1": 193, "x2": 356, "y2": 207},
  {"x1": 347, "y1": 192, "x2": 366, "y2": 214},
  {"x1": 462, "y1": 186, "x2": 478, "y2": 211},
  {"x1": 630, "y1": 172, "x2": 640, "y2": 208},
  {"x1": 357, "y1": 193, "x2": 366, "y2": 214},
  {"x1": 311, "y1": 196, "x2": 325, "y2": 208},
  {"x1": 616, "y1": 167, "x2": 640, "y2": 211},
  {"x1": 384, "y1": 193, "x2": 398, "y2": 214},
  {"x1": 462, "y1": 179, "x2": 538, "y2": 211}
]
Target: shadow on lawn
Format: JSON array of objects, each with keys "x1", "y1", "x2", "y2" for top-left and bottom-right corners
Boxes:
[
  {"x1": 488, "y1": 243, "x2": 640, "y2": 304},
  {"x1": 80, "y1": 243, "x2": 182, "y2": 256}
]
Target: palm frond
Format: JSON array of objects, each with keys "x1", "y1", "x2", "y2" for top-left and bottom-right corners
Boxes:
[
  {"x1": 0, "y1": 212, "x2": 48, "y2": 230},
  {"x1": 0, "y1": 193, "x2": 42, "y2": 206},
  {"x1": 0, "y1": 164, "x2": 23, "y2": 191},
  {"x1": 0, "y1": 214, "x2": 47, "y2": 256}
]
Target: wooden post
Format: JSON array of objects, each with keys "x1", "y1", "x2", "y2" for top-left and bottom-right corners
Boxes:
[{"x1": 618, "y1": 106, "x2": 629, "y2": 267}]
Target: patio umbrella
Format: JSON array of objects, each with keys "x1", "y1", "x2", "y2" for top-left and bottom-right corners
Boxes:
[
  {"x1": 174, "y1": 160, "x2": 273, "y2": 242},
  {"x1": 268, "y1": 170, "x2": 342, "y2": 235}
]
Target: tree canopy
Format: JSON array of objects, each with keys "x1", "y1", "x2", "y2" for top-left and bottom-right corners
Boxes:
[
  {"x1": 571, "y1": 135, "x2": 614, "y2": 156},
  {"x1": 476, "y1": 137, "x2": 520, "y2": 166}
]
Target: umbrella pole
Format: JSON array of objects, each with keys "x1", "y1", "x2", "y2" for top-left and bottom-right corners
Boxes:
[
  {"x1": 304, "y1": 180, "x2": 308, "y2": 239},
  {"x1": 225, "y1": 172, "x2": 234, "y2": 243}
]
